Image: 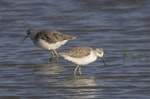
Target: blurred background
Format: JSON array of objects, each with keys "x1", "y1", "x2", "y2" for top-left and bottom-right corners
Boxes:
[{"x1": 0, "y1": 0, "x2": 150, "y2": 99}]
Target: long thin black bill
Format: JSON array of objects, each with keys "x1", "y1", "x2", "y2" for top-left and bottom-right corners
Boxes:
[
  {"x1": 20, "y1": 35, "x2": 28, "y2": 43},
  {"x1": 100, "y1": 58, "x2": 107, "y2": 66}
]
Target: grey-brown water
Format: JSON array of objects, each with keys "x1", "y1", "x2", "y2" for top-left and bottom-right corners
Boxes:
[{"x1": 0, "y1": 0, "x2": 150, "y2": 99}]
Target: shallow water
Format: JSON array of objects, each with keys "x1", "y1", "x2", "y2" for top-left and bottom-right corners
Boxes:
[{"x1": 0, "y1": 0, "x2": 150, "y2": 99}]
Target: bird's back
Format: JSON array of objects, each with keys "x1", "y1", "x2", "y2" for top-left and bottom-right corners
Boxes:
[
  {"x1": 35, "y1": 30, "x2": 76, "y2": 43},
  {"x1": 59, "y1": 46, "x2": 93, "y2": 58}
]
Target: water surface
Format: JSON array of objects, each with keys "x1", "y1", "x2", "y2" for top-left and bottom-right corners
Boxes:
[{"x1": 0, "y1": 0, "x2": 150, "y2": 99}]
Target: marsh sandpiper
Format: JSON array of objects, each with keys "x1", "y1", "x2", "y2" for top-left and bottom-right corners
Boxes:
[
  {"x1": 21, "y1": 28, "x2": 76, "y2": 62},
  {"x1": 59, "y1": 46, "x2": 106, "y2": 77}
]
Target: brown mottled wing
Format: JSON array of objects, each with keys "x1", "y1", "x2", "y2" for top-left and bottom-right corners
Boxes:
[
  {"x1": 35, "y1": 30, "x2": 75, "y2": 43},
  {"x1": 59, "y1": 46, "x2": 92, "y2": 58}
]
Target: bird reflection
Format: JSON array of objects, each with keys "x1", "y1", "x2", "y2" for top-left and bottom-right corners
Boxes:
[
  {"x1": 34, "y1": 64, "x2": 104, "y2": 99},
  {"x1": 59, "y1": 76, "x2": 103, "y2": 99},
  {"x1": 39, "y1": 63, "x2": 65, "y2": 75}
]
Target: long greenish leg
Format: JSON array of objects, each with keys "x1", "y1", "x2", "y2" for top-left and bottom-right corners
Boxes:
[
  {"x1": 53, "y1": 49, "x2": 59, "y2": 63},
  {"x1": 49, "y1": 51, "x2": 55, "y2": 62},
  {"x1": 74, "y1": 65, "x2": 80, "y2": 77},
  {"x1": 79, "y1": 66, "x2": 82, "y2": 75}
]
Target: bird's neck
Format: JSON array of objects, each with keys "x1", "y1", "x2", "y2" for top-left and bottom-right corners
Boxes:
[
  {"x1": 91, "y1": 50, "x2": 97, "y2": 58},
  {"x1": 93, "y1": 50, "x2": 97, "y2": 56}
]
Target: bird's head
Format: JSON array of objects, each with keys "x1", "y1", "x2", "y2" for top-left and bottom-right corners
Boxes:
[
  {"x1": 95, "y1": 48, "x2": 106, "y2": 66},
  {"x1": 20, "y1": 28, "x2": 36, "y2": 43}
]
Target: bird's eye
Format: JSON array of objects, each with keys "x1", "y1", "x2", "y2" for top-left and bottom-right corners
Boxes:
[
  {"x1": 27, "y1": 32, "x2": 31, "y2": 35},
  {"x1": 98, "y1": 51, "x2": 101, "y2": 54}
]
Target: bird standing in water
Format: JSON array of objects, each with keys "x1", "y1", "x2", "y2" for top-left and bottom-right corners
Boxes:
[
  {"x1": 21, "y1": 28, "x2": 76, "y2": 62},
  {"x1": 59, "y1": 46, "x2": 106, "y2": 77}
]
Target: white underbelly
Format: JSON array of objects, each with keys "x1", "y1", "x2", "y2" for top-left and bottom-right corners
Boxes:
[
  {"x1": 62, "y1": 51, "x2": 97, "y2": 65},
  {"x1": 35, "y1": 39, "x2": 68, "y2": 50}
]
